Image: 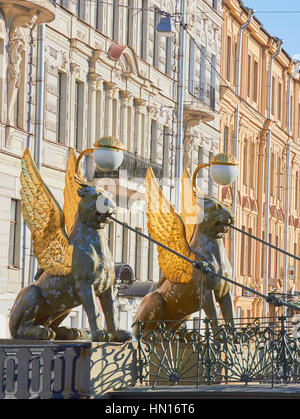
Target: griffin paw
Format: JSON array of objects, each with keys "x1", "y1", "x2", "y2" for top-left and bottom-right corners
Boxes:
[
  {"x1": 91, "y1": 330, "x2": 110, "y2": 342},
  {"x1": 109, "y1": 330, "x2": 132, "y2": 342}
]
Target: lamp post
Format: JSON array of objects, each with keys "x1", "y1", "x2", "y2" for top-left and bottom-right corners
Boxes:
[
  {"x1": 155, "y1": 10, "x2": 185, "y2": 212},
  {"x1": 75, "y1": 136, "x2": 125, "y2": 182},
  {"x1": 192, "y1": 153, "x2": 239, "y2": 191}
]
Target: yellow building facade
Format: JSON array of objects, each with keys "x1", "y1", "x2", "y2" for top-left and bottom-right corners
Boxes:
[{"x1": 220, "y1": 0, "x2": 300, "y2": 318}]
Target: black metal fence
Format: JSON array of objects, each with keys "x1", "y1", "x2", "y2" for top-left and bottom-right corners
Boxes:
[
  {"x1": 188, "y1": 81, "x2": 216, "y2": 110},
  {"x1": 96, "y1": 151, "x2": 163, "y2": 180},
  {"x1": 135, "y1": 316, "x2": 300, "y2": 388}
]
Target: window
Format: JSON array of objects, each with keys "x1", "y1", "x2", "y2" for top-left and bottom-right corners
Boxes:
[
  {"x1": 56, "y1": 72, "x2": 67, "y2": 144},
  {"x1": 226, "y1": 36, "x2": 231, "y2": 81},
  {"x1": 126, "y1": 0, "x2": 133, "y2": 46},
  {"x1": 240, "y1": 225, "x2": 245, "y2": 275},
  {"x1": 139, "y1": 0, "x2": 148, "y2": 59},
  {"x1": 270, "y1": 152, "x2": 275, "y2": 197},
  {"x1": 9, "y1": 199, "x2": 21, "y2": 267},
  {"x1": 165, "y1": 37, "x2": 172, "y2": 76},
  {"x1": 199, "y1": 46, "x2": 206, "y2": 101},
  {"x1": 162, "y1": 126, "x2": 170, "y2": 177},
  {"x1": 74, "y1": 81, "x2": 84, "y2": 150},
  {"x1": 253, "y1": 61, "x2": 258, "y2": 102},
  {"x1": 122, "y1": 224, "x2": 129, "y2": 263},
  {"x1": 247, "y1": 228, "x2": 252, "y2": 276},
  {"x1": 147, "y1": 242, "x2": 154, "y2": 281},
  {"x1": 247, "y1": 55, "x2": 251, "y2": 98},
  {"x1": 223, "y1": 126, "x2": 228, "y2": 153},
  {"x1": 95, "y1": 90, "x2": 103, "y2": 139},
  {"x1": 210, "y1": 54, "x2": 216, "y2": 109},
  {"x1": 278, "y1": 82, "x2": 282, "y2": 120},
  {"x1": 94, "y1": 0, "x2": 103, "y2": 31},
  {"x1": 208, "y1": 151, "x2": 213, "y2": 195},
  {"x1": 135, "y1": 228, "x2": 142, "y2": 280},
  {"x1": 243, "y1": 142, "x2": 248, "y2": 186},
  {"x1": 76, "y1": 0, "x2": 85, "y2": 19},
  {"x1": 150, "y1": 120, "x2": 157, "y2": 162},
  {"x1": 111, "y1": 0, "x2": 119, "y2": 42},
  {"x1": 188, "y1": 38, "x2": 195, "y2": 94},
  {"x1": 212, "y1": 0, "x2": 218, "y2": 10},
  {"x1": 153, "y1": 8, "x2": 160, "y2": 67},
  {"x1": 271, "y1": 76, "x2": 275, "y2": 115}
]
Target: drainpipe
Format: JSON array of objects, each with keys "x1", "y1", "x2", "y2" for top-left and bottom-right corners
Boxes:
[
  {"x1": 231, "y1": 8, "x2": 254, "y2": 295},
  {"x1": 28, "y1": 23, "x2": 45, "y2": 283},
  {"x1": 174, "y1": 0, "x2": 186, "y2": 212},
  {"x1": 264, "y1": 38, "x2": 284, "y2": 317},
  {"x1": 284, "y1": 61, "x2": 300, "y2": 309}
]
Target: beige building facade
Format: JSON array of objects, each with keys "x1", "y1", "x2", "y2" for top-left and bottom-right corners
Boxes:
[
  {"x1": 220, "y1": 0, "x2": 300, "y2": 318},
  {"x1": 0, "y1": 0, "x2": 222, "y2": 337}
]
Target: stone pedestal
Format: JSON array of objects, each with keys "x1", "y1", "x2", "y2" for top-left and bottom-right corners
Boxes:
[{"x1": 0, "y1": 339, "x2": 141, "y2": 399}]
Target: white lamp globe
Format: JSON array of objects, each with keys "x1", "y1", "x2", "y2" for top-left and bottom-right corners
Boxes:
[
  {"x1": 209, "y1": 153, "x2": 238, "y2": 185},
  {"x1": 93, "y1": 137, "x2": 124, "y2": 171}
]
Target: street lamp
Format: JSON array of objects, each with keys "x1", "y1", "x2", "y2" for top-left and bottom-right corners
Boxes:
[
  {"x1": 192, "y1": 153, "x2": 238, "y2": 191},
  {"x1": 75, "y1": 136, "x2": 125, "y2": 182},
  {"x1": 155, "y1": 14, "x2": 176, "y2": 37}
]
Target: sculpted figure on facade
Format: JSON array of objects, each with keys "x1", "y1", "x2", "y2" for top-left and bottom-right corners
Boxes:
[
  {"x1": 9, "y1": 147, "x2": 131, "y2": 342},
  {"x1": 133, "y1": 167, "x2": 235, "y2": 334},
  {"x1": 7, "y1": 12, "x2": 38, "y2": 126}
]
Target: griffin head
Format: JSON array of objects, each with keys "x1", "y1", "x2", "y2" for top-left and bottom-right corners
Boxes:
[
  {"x1": 77, "y1": 185, "x2": 116, "y2": 228},
  {"x1": 196, "y1": 196, "x2": 234, "y2": 239}
]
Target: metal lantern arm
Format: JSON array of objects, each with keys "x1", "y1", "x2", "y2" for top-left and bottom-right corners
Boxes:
[{"x1": 192, "y1": 163, "x2": 211, "y2": 192}]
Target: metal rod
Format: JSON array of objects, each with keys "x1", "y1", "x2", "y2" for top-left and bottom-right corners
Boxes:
[
  {"x1": 109, "y1": 215, "x2": 300, "y2": 311},
  {"x1": 231, "y1": 224, "x2": 300, "y2": 262}
]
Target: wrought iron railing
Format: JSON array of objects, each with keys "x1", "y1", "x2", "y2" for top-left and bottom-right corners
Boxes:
[
  {"x1": 135, "y1": 316, "x2": 300, "y2": 388},
  {"x1": 188, "y1": 81, "x2": 216, "y2": 110},
  {"x1": 96, "y1": 151, "x2": 163, "y2": 180}
]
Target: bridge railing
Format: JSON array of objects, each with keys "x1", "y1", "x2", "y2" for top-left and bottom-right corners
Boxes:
[{"x1": 135, "y1": 316, "x2": 300, "y2": 388}]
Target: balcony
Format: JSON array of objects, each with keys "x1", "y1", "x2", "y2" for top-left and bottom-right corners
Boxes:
[
  {"x1": 96, "y1": 151, "x2": 163, "y2": 181},
  {"x1": 188, "y1": 81, "x2": 216, "y2": 110},
  {"x1": 0, "y1": 0, "x2": 56, "y2": 25},
  {"x1": 185, "y1": 81, "x2": 216, "y2": 123}
]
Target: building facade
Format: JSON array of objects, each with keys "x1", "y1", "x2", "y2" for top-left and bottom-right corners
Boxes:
[
  {"x1": 0, "y1": 0, "x2": 222, "y2": 337},
  {"x1": 220, "y1": 0, "x2": 300, "y2": 318}
]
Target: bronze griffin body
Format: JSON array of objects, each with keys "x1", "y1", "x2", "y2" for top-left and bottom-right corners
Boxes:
[
  {"x1": 133, "y1": 168, "x2": 235, "y2": 334},
  {"x1": 9, "y1": 149, "x2": 130, "y2": 342}
]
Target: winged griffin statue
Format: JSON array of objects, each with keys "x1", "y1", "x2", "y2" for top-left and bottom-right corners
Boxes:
[
  {"x1": 133, "y1": 167, "x2": 236, "y2": 334},
  {"x1": 9, "y1": 148, "x2": 131, "y2": 342}
]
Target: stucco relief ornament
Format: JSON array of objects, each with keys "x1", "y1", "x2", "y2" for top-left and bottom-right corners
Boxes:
[
  {"x1": 7, "y1": 13, "x2": 38, "y2": 128},
  {"x1": 9, "y1": 146, "x2": 131, "y2": 342},
  {"x1": 183, "y1": 132, "x2": 195, "y2": 170}
]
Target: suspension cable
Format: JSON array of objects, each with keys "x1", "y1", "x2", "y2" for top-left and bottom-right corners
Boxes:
[
  {"x1": 231, "y1": 225, "x2": 300, "y2": 262},
  {"x1": 109, "y1": 215, "x2": 300, "y2": 312}
]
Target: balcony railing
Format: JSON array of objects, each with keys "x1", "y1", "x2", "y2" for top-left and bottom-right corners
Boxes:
[
  {"x1": 96, "y1": 151, "x2": 163, "y2": 181},
  {"x1": 188, "y1": 81, "x2": 216, "y2": 111}
]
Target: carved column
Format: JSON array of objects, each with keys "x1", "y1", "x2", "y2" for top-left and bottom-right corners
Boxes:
[
  {"x1": 6, "y1": 13, "x2": 38, "y2": 131},
  {"x1": 69, "y1": 62, "x2": 80, "y2": 148},
  {"x1": 120, "y1": 92, "x2": 130, "y2": 151},
  {"x1": 135, "y1": 99, "x2": 145, "y2": 156},
  {"x1": 88, "y1": 73, "x2": 97, "y2": 148},
  {"x1": 104, "y1": 82, "x2": 114, "y2": 136}
]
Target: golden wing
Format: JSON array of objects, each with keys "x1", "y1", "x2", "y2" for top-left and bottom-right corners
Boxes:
[
  {"x1": 146, "y1": 168, "x2": 195, "y2": 284},
  {"x1": 180, "y1": 168, "x2": 199, "y2": 244},
  {"x1": 63, "y1": 148, "x2": 82, "y2": 235},
  {"x1": 20, "y1": 148, "x2": 73, "y2": 276}
]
